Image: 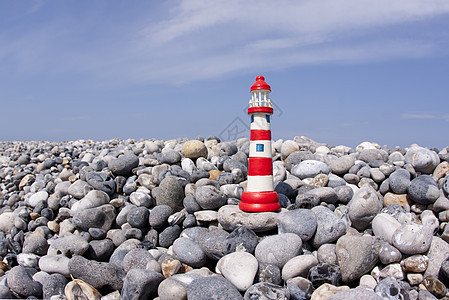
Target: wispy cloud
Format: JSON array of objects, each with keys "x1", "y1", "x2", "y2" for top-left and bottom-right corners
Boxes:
[
  {"x1": 402, "y1": 113, "x2": 449, "y2": 122},
  {"x1": 2, "y1": 0, "x2": 449, "y2": 86}
]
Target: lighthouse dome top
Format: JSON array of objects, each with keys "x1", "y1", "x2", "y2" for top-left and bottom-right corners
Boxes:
[{"x1": 250, "y1": 75, "x2": 271, "y2": 92}]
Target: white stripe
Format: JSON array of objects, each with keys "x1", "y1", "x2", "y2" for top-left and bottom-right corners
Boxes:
[
  {"x1": 250, "y1": 114, "x2": 271, "y2": 130},
  {"x1": 247, "y1": 175, "x2": 274, "y2": 192},
  {"x1": 249, "y1": 140, "x2": 272, "y2": 157}
]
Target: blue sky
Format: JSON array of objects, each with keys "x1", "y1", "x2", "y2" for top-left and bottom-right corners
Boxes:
[{"x1": 1, "y1": 0, "x2": 448, "y2": 149}]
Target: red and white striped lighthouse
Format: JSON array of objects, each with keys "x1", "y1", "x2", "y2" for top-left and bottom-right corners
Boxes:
[{"x1": 239, "y1": 75, "x2": 280, "y2": 212}]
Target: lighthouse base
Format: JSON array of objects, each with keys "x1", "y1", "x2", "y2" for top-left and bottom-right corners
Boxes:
[{"x1": 239, "y1": 191, "x2": 280, "y2": 212}]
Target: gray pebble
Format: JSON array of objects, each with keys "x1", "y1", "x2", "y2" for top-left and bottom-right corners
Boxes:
[
  {"x1": 277, "y1": 209, "x2": 317, "y2": 241},
  {"x1": 155, "y1": 177, "x2": 184, "y2": 212},
  {"x1": 149, "y1": 205, "x2": 173, "y2": 228},
  {"x1": 159, "y1": 225, "x2": 182, "y2": 248},
  {"x1": 129, "y1": 191, "x2": 154, "y2": 208},
  {"x1": 68, "y1": 255, "x2": 125, "y2": 290},
  {"x1": 194, "y1": 185, "x2": 227, "y2": 210},
  {"x1": 311, "y1": 206, "x2": 346, "y2": 248},
  {"x1": 85, "y1": 239, "x2": 115, "y2": 262},
  {"x1": 408, "y1": 175, "x2": 440, "y2": 204},
  {"x1": 108, "y1": 154, "x2": 139, "y2": 175},
  {"x1": 121, "y1": 269, "x2": 164, "y2": 300},
  {"x1": 172, "y1": 237, "x2": 207, "y2": 267},
  {"x1": 291, "y1": 160, "x2": 330, "y2": 179},
  {"x1": 187, "y1": 277, "x2": 243, "y2": 300},
  {"x1": 6, "y1": 266, "x2": 42, "y2": 298},
  {"x1": 255, "y1": 233, "x2": 302, "y2": 268},
  {"x1": 389, "y1": 169, "x2": 411, "y2": 194},
  {"x1": 22, "y1": 234, "x2": 48, "y2": 255},
  {"x1": 48, "y1": 235, "x2": 89, "y2": 257},
  {"x1": 348, "y1": 187, "x2": 382, "y2": 230},
  {"x1": 122, "y1": 248, "x2": 156, "y2": 273},
  {"x1": 42, "y1": 274, "x2": 68, "y2": 299},
  {"x1": 85, "y1": 172, "x2": 115, "y2": 195},
  {"x1": 127, "y1": 206, "x2": 149, "y2": 229},
  {"x1": 405, "y1": 146, "x2": 440, "y2": 174},
  {"x1": 72, "y1": 204, "x2": 116, "y2": 231},
  {"x1": 243, "y1": 282, "x2": 288, "y2": 300}
]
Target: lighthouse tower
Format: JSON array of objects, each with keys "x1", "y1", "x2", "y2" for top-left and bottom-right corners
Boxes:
[{"x1": 239, "y1": 76, "x2": 280, "y2": 212}]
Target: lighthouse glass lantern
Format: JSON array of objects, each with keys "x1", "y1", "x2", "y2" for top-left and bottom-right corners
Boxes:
[{"x1": 239, "y1": 75, "x2": 280, "y2": 212}]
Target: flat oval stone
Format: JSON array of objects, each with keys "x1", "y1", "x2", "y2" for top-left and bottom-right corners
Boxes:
[
  {"x1": 218, "y1": 205, "x2": 281, "y2": 233},
  {"x1": 282, "y1": 254, "x2": 318, "y2": 281},
  {"x1": 172, "y1": 237, "x2": 206, "y2": 268},
  {"x1": 39, "y1": 255, "x2": 71, "y2": 277}
]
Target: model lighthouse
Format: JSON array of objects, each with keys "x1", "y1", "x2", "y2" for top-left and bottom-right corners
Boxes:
[{"x1": 239, "y1": 75, "x2": 280, "y2": 212}]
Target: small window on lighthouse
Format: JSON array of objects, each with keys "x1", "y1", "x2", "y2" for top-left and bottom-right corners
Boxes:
[
  {"x1": 256, "y1": 144, "x2": 264, "y2": 152},
  {"x1": 266, "y1": 115, "x2": 270, "y2": 123},
  {"x1": 251, "y1": 115, "x2": 254, "y2": 123}
]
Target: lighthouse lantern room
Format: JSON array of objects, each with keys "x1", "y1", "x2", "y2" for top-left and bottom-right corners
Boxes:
[{"x1": 239, "y1": 76, "x2": 280, "y2": 212}]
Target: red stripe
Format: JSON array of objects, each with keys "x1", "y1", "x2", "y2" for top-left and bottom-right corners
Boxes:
[
  {"x1": 248, "y1": 157, "x2": 273, "y2": 176},
  {"x1": 241, "y1": 191, "x2": 279, "y2": 204},
  {"x1": 251, "y1": 130, "x2": 271, "y2": 140},
  {"x1": 248, "y1": 107, "x2": 273, "y2": 114}
]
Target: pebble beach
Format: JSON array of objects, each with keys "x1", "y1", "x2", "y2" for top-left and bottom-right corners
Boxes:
[{"x1": 0, "y1": 135, "x2": 449, "y2": 300}]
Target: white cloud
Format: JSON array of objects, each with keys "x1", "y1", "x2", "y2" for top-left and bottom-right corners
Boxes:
[
  {"x1": 2, "y1": 0, "x2": 449, "y2": 86},
  {"x1": 402, "y1": 113, "x2": 449, "y2": 122}
]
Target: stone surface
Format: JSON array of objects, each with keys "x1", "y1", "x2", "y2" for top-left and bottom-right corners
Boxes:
[
  {"x1": 172, "y1": 237, "x2": 207, "y2": 268},
  {"x1": 282, "y1": 254, "x2": 319, "y2": 281},
  {"x1": 310, "y1": 281, "x2": 345, "y2": 298},
  {"x1": 336, "y1": 235, "x2": 380, "y2": 283},
  {"x1": 121, "y1": 269, "x2": 165, "y2": 300},
  {"x1": 122, "y1": 248, "x2": 156, "y2": 273},
  {"x1": 277, "y1": 209, "x2": 317, "y2": 241},
  {"x1": 392, "y1": 223, "x2": 433, "y2": 254},
  {"x1": 72, "y1": 204, "x2": 116, "y2": 231},
  {"x1": 311, "y1": 206, "x2": 346, "y2": 248},
  {"x1": 216, "y1": 251, "x2": 258, "y2": 292},
  {"x1": 108, "y1": 154, "x2": 139, "y2": 175},
  {"x1": 43, "y1": 273, "x2": 68, "y2": 299},
  {"x1": 7, "y1": 266, "x2": 42, "y2": 298},
  {"x1": 378, "y1": 242, "x2": 402, "y2": 265},
  {"x1": 243, "y1": 282, "x2": 288, "y2": 300},
  {"x1": 328, "y1": 287, "x2": 382, "y2": 300},
  {"x1": 223, "y1": 225, "x2": 259, "y2": 255},
  {"x1": 218, "y1": 205, "x2": 280, "y2": 232},
  {"x1": 405, "y1": 146, "x2": 440, "y2": 174},
  {"x1": 157, "y1": 273, "x2": 200, "y2": 300},
  {"x1": 374, "y1": 277, "x2": 411, "y2": 299},
  {"x1": 425, "y1": 236, "x2": 449, "y2": 278},
  {"x1": 291, "y1": 160, "x2": 330, "y2": 179},
  {"x1": 372, "y1": 213, "x2": 402, "y2": 244},
  {"x1": 255, "y1": 233, "x2": 302, "y2": 268},
  {"x1": 187, "y1": 277, "x2": 243, "y2": 300},
  {"x1": 348, "y1": 187, "x2": 382, "y2": 230},
  {"x1": 68, "y1": 255, "x2": 125, "y2": 290},
  {"x1": 181, "y1": 140, "x2": 208, "y2": 159},
  {"x1": 48, "y1": 235, "x2": 89, "y2": 257},
  {"x1": 195, "y1": 185, "x2": 227, "y2": 210},
  {"x1": 155, "y1": 177, "x2": 184, "y2": 212},
  {"x1": 408, "y1": 175, "x2": 440, "y2": 205},
  {"x1": 39, "y1": 254, "x2": 71, "y2": 277},
  {"x1": 389, "y1": 169, "x2": 411, "y2": 194},
  {"x1": 22, "y1": 234, "x2": 49, "y2": 255}
]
